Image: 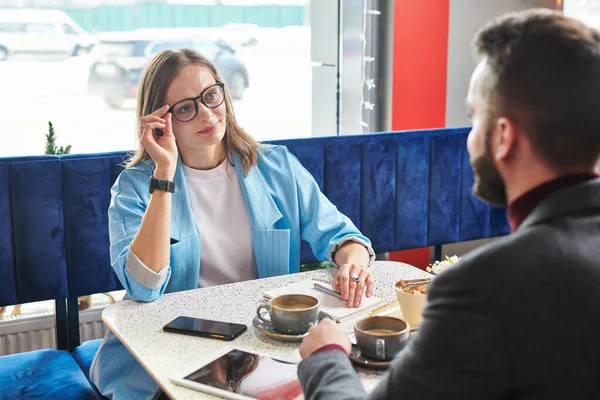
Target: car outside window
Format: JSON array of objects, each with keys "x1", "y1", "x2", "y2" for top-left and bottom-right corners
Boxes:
[
  {"x1": 147, "y1": 40, "x2": 194, "y2": 56},
  {"x1": 0, "y1": 22, "x2": 27, "y2": 33},
  {"x1": 25, "y1": 23, "x2": 55, "y2": 35},
  {"x1": 62, "y1": 24, "x2": 77, "y2": 35}
]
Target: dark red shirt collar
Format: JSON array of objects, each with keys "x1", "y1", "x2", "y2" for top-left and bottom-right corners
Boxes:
[{"x1": 507, "y1": 173, "x2": 600, "y2": 232}]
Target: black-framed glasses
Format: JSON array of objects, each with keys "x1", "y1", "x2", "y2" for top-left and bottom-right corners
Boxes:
[{"x1": 167, "y1": 82, "x2": 225, "y2": 122}]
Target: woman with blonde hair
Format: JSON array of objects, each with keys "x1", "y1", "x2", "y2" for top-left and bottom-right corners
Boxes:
[{"x1": 90, "y1": 48, "x2": 375, "y2": 399}]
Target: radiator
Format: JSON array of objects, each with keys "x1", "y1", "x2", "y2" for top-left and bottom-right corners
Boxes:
[{"x1": 0, "y1": 295, "x2": 118, "y2": 356}]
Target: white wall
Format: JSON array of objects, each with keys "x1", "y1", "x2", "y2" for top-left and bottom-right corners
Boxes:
[{"x1": 445, "y1": 0, "x2": 562, "y2": 128}]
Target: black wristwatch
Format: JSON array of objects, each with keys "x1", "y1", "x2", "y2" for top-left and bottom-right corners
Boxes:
[{"x1": 149, "y1": 176, "x2": 175, "y2": 194}]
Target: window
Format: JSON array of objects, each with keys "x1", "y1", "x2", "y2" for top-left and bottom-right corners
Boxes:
[
  {"x1": 564, "y1": 0, "x2": 600, "y2": 28},
  {"x1": 25, "y1": 23, "x2": 55, "y2": 35},
  {"x1": 62, "y1": 23, "x2": 77, "y2": 35},
  {"x1": 1, "y1": 1, "x2": 314, "y2": 155},
  {"x1": 0, "y1": 22, "x2": 27, "y2": 33}
]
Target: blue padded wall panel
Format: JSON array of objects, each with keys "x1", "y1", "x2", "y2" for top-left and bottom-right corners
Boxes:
[
  {"x1": 10, "y1": 160, "x2": 69, "y2": 303},
  {"x1": 459, "y1": 140, "x2": 491, "y2": 241},
  {"x1": 297, "y1": 243, "x2": 316, "y2": 264},
  {"x1": 110, "y1": 154, "x2": 126, "y2": 185},
  {"x1": 361, "y1": 136, "x2": 397, "y2": 253},
  {"x1": 61, "y1": 151, "x2": 126, "y2": 186},
  {"x1": 299, "y1": 242, "x2": 317, "y2": 265},
  {"x1": 63, "y1": 158, "x2": 121, "y2": 297},
  {"x1": 428, "y1": 133, "x2": 463, "y2": 245},
  {"x1": 324, "y1": 139, "x2": 362, "y2": 230},
  {"x1": 283, "y1": 141, "x2": 325, "y2": 191},
  {"x1": 0, "y1": 164, "x2": 17, "y2": 306},
  {"x1": 0, "y1": 155, "x2": 54, "y2": 163},
  {"x1": 395, "y1": 133, "x2": 430, "y2": 250}
]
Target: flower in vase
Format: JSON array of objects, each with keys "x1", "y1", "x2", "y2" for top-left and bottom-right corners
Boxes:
[{"x1": 426, "y1": 255, "x2": 460, "y2": 275}]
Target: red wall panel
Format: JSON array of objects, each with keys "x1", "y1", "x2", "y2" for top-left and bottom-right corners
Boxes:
[{"x1": 389, "y1": 0, "x2": 450, "y2": 269}]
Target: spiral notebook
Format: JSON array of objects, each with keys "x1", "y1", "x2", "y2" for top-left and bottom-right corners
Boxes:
[{"x1": 263, "y1": 279, "x2": 385, "y2": 322}]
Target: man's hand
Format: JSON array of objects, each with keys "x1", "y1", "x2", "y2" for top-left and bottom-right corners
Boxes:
[{"x1": 299, "y1": 319, "x2": 352, "y2": 359}]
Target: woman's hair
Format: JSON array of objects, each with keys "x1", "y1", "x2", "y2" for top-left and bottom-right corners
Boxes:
[{"x1": 126, "y1": 48, "x2": 259, "y2": 175}]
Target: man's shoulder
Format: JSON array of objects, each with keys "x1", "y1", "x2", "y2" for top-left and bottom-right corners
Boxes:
[{"x1": 433, "y1": 221, "x2": 591, "y2": 307}]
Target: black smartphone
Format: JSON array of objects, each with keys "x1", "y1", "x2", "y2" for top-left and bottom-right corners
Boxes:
[{"x1": 163, "y1": 316, "x2": 247, "y2": 341}]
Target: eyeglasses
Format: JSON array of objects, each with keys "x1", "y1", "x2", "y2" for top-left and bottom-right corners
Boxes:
[{"x1": 167, "y1": 82, "x2": 225, "y2": 122}]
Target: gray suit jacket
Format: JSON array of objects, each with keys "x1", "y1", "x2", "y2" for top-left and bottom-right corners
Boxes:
[{"x1": 299, "y1": 179, "x2": 600, "y2": 400}]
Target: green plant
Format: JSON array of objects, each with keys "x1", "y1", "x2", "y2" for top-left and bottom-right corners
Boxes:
[
  {"x1": 45, "y1": 122, "x2": 71, "y2": 155},
  {"x1": 300, "y1": 261, "x2": 331, "y2": 272}
]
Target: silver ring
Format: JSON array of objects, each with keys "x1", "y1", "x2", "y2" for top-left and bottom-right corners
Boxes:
[{"x1": 352, "y1": 274, "x2": 360, "y2": 282}]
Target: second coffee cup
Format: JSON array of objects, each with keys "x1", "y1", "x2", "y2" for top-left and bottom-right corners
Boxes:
[
  {"x1": 256, "y1": 294, "x2": 330, "y2": 335},
  {"x1": 354, "y1": 316, "x2": 410, "y2": 361}
]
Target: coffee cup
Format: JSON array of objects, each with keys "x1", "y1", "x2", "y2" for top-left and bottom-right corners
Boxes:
[
  {"x1": 354, "y1": 316, "x2": 410, "y2": 361},
  {"x1": 256, "y1": 294, "x2": 331, "y2": 335}
]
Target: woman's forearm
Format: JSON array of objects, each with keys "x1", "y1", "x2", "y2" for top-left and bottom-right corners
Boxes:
[
  {"x1": 334, "y1": 241, "x2": 370, "y2": 267},
  {"x1": 130, "y1": 178, "x2": 173, "y2": 273}
]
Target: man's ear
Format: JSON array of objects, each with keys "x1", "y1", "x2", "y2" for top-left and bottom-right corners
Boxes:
[{"x1": 492, "y1": 117, "x2": 518, "y2": 162}]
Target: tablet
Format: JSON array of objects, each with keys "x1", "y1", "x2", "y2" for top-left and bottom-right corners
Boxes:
[{"x1": 170, "y1": 346, "x2": 304, "y2": 400}]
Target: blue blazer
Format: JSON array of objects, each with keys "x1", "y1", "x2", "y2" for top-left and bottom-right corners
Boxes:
[{"x1": 109, "y1": 145, "x2": 373, "y2": 302}]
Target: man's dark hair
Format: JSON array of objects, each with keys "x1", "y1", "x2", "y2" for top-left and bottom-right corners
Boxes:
[{"x1": 473, "y1": 9, "x2": 600, "y2": 169}]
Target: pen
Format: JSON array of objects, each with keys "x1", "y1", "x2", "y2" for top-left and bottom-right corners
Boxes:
[{"x1": 313, "y1": 282, "x2": 345, "y2": 301}]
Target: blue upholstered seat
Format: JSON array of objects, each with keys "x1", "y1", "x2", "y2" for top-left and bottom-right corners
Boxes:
[
  {"x1": 0, "y1": 155, "x2": 120, "y2": 398},
  {"x1": 72, "y1": 339, "x2": 103, "y2": 378},
  {"x1": 0, "y1": 349, "x2": 101, "y2": 400}
]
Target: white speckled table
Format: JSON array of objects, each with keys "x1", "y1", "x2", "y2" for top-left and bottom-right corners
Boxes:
[{"x1": 102, "y1": 261, "x2": 429, "y2": 399}]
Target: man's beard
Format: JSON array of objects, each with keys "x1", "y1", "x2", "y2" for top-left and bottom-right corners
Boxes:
[{"x1": 471, "y1": 140, "x2": 507, "y2": 208}]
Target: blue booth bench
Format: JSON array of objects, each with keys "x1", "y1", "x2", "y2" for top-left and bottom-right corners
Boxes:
[{"x1": 0, "y1": 127, "x2": 509, "y2": 398}]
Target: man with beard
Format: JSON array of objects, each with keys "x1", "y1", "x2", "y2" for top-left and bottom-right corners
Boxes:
[{"x1": 296, "y1": 9, "x2": 600, "y2": 400}]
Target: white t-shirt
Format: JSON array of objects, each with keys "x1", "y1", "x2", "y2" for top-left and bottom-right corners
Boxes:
[
  {"x1": 126, "y1": 159, "x2": 258, "y2": 289},
  {"x1": 183, "y1": 160, "x2": 258, "y2": 287}
]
